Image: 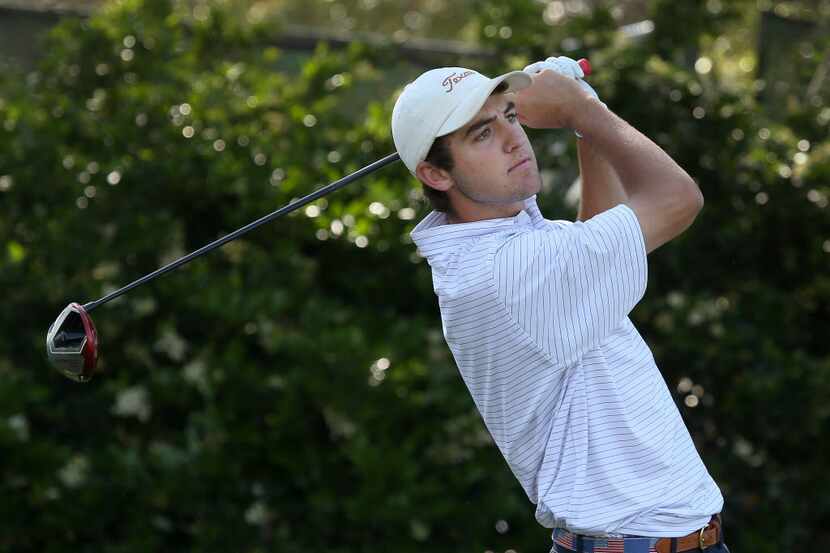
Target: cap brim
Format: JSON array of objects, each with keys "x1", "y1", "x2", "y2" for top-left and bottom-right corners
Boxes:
[{"x1": 436, "y1": 70, "x2": 531, "y2": 137}]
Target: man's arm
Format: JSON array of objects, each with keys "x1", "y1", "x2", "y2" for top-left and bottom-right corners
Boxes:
[
  {"x1": 574, "y1": 101, "x2": 703, "y2": 253},
  {"x1": 576, "y1": 138, "x2": 628, "y2": 221},
  {"x1": 520, "y1": 56, "x2": 628, "y2": 222},
  {"x1": 516, "y1": 70, "x2": 703, "y2": 254}
]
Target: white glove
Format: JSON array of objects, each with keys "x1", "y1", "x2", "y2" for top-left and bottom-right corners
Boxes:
[{"x1": 523, "y1": 55, "x2": 601, "y2": 101}]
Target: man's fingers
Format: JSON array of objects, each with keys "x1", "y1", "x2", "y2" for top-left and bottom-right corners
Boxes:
[
  {"x1": 532, "y1": 56, "x2": 597, "y2": 99},
  {"x1": 558, "y1": 56, "x2": 585, "y2": 79},
  {"x1": 525, "y1": 57, "x2": 581, "y2": 78},
  {"x1": 544, "y1": 56, "x2": 581, "y2": 79},
  {"x1": 523, "y1": 61, "x2": 547, "y2": 74}
]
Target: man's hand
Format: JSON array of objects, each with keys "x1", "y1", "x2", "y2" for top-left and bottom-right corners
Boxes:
[
  {"x1": 514, "y1": 69, "x2": 598, "y2": 130},
  {"x1": 523, "y1": 56, "x2": 601, "y2": 102}
]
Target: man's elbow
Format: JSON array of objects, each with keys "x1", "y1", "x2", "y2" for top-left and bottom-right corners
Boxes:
[{"x1": 679, "y1": 178, "x2": 704, "y2": 227}]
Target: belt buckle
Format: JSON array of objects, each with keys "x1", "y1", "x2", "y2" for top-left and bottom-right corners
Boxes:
[{"x1": 698, "y1": 523, "x2": 710, "y2": 549}]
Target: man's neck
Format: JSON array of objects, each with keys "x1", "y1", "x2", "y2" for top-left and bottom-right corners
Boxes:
[{"x1": 446, "y1": 202, "x2": 525, "y2": 224}]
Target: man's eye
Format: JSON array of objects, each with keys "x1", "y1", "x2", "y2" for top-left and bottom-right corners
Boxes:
[
  {"x1": 507, "y1": 112, "x2": 518, "y2": 122},
  {"x1": 475, "y1": 128, "x2": 491, "y2": 141}
]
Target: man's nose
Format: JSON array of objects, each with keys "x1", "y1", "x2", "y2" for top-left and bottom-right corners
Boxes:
[{"x1": 501, "y1": 121, "x2": 522, "y2": 153}]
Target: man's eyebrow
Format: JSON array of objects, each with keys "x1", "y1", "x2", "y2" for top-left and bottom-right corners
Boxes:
[
  {"x1": 463, "y1": 102, "x2": 517, "y2": 139},
  {"x1": 464, "y1": 115, "x2": 496, "y2": 138}
]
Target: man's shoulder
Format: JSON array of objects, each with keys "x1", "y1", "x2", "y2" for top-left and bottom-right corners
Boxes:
[{"x1": 492, "y1": 223, "x2": 567, "y2": 264}]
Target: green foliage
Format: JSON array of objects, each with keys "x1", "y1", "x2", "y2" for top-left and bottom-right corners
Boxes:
[{"x1": 1, "y1": 0, "x2": 829, "y2": 552}]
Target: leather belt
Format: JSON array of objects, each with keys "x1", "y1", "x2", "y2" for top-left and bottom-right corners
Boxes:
[
  {"x1": 654, "y1": 515, "x2": 722, "y2": 553},
  {"x1": 552, "y1": 515, "x2": 722, "y2": 553}
]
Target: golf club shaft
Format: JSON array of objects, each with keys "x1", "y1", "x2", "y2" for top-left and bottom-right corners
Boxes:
[{"x1": 83, "y1": 152, "x2": 401, "y2": 312}]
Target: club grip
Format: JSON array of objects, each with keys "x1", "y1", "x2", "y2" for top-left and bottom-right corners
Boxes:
[{"x1": 577, "y1": 58, "x2": 592, "y2": 76}]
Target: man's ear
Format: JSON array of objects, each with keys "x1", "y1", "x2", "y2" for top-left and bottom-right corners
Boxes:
[{"x1": 415, "y1": 161, "x2": 454, "y2": 192}]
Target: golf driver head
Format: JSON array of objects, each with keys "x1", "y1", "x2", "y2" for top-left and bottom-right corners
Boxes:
[{"x1": 46, "y1": 302, "x2": 98, "y2": 382}]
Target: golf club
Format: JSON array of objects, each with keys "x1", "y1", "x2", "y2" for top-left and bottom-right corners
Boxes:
[
  {"x1": 46, "y1": 152, "x2": 400, "y2": 382},
  {"x1": 45, "y1": 58, "x2": 592, "y2": 383}
]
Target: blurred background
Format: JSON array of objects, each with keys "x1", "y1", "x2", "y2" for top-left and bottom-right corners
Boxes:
[{"x1": 1, "y1": 0, "x2": 828, "y2": 551}]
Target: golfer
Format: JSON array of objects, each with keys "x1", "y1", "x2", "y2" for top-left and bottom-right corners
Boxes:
[{"x1": 391, "y1": 56, "x2": 729, "y2": 553}]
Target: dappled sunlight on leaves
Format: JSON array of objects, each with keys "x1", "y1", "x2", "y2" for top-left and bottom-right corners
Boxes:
[{"x1": 0, "y1": 0, "x2": 829, "y2": 551}]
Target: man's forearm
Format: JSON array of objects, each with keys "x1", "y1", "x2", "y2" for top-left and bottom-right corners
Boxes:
[
  {"x1": 576, "y1": 137, "x2": 628, "y2": 221},
  {"x1": 571, "y1": 100, "x2": 699, "y2": 204},
  {"x1": 516, "y1": 69, "x2": 701, "y2": 253},
  {"x1": 571, "y1": 98, "x2": 703, "y2": 253}
]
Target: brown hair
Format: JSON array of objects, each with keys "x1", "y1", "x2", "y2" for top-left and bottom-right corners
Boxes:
[{"x1": 422, "y1": 135, "x2": 454, "y2": 213}]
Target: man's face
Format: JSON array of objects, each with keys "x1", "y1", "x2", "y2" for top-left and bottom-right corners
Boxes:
[{"x1": 444, "y1": 93, "x2": 541, "y2": 212}]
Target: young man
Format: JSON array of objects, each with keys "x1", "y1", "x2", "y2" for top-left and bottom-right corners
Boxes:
[{"x1": 391, "y1": 57, "x2": 729, "y2": 553}]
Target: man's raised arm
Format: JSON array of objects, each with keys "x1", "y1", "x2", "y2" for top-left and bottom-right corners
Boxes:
[
  {"x1": 576, "y1": 139, "x2": 628, "y2": 221},
  {"x1": 516, "y1": 70, "x2": 703, "y2": 254}
]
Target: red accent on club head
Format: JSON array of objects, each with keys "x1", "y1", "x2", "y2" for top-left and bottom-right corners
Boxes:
[
  {"x1": 47, "y1": 302, "x2": 99, "y2": 382},
  {"x1": 577, "y1": 58, "x2": 592, "y2": 76},
  {"x1": 70, "y1": 302, "x2": 98, "y2": 373}
]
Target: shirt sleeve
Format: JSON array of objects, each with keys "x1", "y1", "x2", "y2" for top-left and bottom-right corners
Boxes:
[{"x1": 494, "y1": 204, "x2": 647, "y2": 367}]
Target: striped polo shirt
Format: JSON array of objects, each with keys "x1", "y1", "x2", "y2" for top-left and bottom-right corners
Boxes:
[{"x1": 411, "y1": 197, "x2": 723, "y2": 537}]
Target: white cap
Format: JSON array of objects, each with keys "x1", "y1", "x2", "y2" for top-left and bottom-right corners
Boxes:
[{"x1": 391, "y1": 67, "x2": 531, "y2": 174}]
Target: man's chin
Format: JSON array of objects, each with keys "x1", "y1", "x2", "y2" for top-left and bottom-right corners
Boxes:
[{"x1": 521, "y1": 174, "x2": 542, "y2": 198}]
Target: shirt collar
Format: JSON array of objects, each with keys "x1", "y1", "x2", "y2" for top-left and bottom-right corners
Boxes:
[{"x1": 411, "y1": 195, "x2": 545, "y2": 259}]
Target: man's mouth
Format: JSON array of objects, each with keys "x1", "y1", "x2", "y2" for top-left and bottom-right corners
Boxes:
[{"x1": 508, "y1": 157, "x2": 531, "y2": 173}]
